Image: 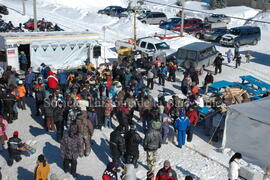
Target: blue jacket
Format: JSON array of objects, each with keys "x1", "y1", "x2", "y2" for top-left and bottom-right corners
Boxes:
[
  {"x1": 41, "y1": 66, "x2": 50, "y2": 78},
  {"x1": 58, "y1": 72, "x2": 68, "y2": 85},
  {"x1": 175, "y1": 114, "x2": 190, "y2": 131},
  {"x1": 157, "y1": 66, "x2": 167, "y2": 76},
  {"x1": 19, "y1": 54, "x2": 28, "y2": 64},
  {"x1": 25, "y1": 72, "x2": 36, "y2": 84}
]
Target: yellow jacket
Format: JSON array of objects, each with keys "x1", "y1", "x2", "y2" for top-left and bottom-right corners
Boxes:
[{"x1": 35, "y1": 162, "x2": 50, "y2": 180}]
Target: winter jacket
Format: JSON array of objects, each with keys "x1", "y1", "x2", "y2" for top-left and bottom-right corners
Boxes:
[
  {"x1": 143, "y1": 122, "x2": 162, "y2": 151},
  {"x1": 53, "y1": 107, "x2": 64, "y2": 123},
  {"x1": 5, "y1": 93, "x2": 16, "y2": 112},
  {"x1": 34, "y1": 83, "x2": 45, "y2": 102},
  {"x1": 174, "y1": 115, "x2": 190, "y2": 131},
  {"x1": 34, "y1": 161, "x2": 50, "y2": 180},
  {"x1": 125, "y1": 129, "x2": 141, "y2": 156},
  {"x1": 147, "y1": 70, "x2": 154, "y2": 79},
  {"x1": 228, "y1": 160, "x2": 240, "y2": 180},
  {"x1": 225, "y1": 50, "x2": 233, "y2": 62},
  {"x1": 58, "y1": 72, "x2": 68, "y2": 85},
  {"x1": 186, "y1": 110, "x2": 198, "y2": 125},
  {"x1": 8, "y1": 73, "x2": 17, "y2": 88},
  {"x1": 19, "y1": 54, "x2": 28, "y2": 64},
  {"x1": 47, "y1": 71, "x2": 58, "y2": 89},
  {"x1": 103, "y1": 168, "x2": 118, "y2": 180},
  {"x1": 157, "y1": 66, "x2": 167, "y2": 76},
  {"x1": 7, "y1": 136, "x2": 23, "y2": 156},
  {"x1": 156, "y1": 167, "x2": 177, "y2": 180},
  {"x1": 124, "y1": 73, "x2": 132, "y2": 86},
  {"x1": 76, "y1": 112, "x2": 94, "y2": 137},
  {"x1": 25, "y1": 72, "x2": 36, "y2": 85},
  {"x1": 214, "y1": 56, "x2": 224, "y2": 67},
  {"x1": 44, "y1": 103, "x2": 54, "y2": 118},
  {"x1": 60, "y1": 125, "x2": 81, "y2": 160},
  {"x1": 17, "y1": 86, "x2": 26, "y2": 98},
  {"x1": 78, "y1": 99, "x2": 89, "y2": 111},
  {"x1": 110, "y1": 127, "x2": 126, "y2": 157}
]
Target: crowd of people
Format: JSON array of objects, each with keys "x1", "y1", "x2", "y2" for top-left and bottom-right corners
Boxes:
[{"x1": 0, "y1": 54, "x2": 242, "y2": 179}]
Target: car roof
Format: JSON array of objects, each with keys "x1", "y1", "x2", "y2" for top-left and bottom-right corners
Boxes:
[
  {"x1": 179, "y1": 42, "x2": 214, "y2": 51},
  {"x1": 185, "y1": 18, "x2": 201, "y2": 21},
  {"x1": 139, "y1": 37, "x2": 165, "y2": 44},
  {"x1": 147, "y1": 12, "x2": 165, "y2": 15},
  {"x1": 107, "y1": 6, "x2": 122, "y2": 8}
]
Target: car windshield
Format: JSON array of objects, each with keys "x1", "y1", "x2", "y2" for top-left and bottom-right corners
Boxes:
[
  {"x1": 168, "y1": 18, "x2": 180, "y2": 23},
  {"x1": 209, "y1": 28, "x2": 227, "y2": 33},
  {"x1": 138, "y1": 13, "x2": 147, "y2": 18},
  {"x1": 155, "y1": 42, "x2": 170, "y2": 50},
  {"x1": 228, "y1": 28, "x2": 240, "y2": 35}
]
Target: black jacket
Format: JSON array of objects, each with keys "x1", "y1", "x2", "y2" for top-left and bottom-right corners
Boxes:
[
  {"x1": 143, "y1": 128, "x2": 162, "y2": 151},
  {"x1": 53, "y1": 107, "x2": 64, "y2": 122},
  {"x1": 214, "y1": 56, "x2": 224, "y2": 67},
  {"x1": 7, "y1": 136, "x2": 22, "y2": 156},
  {"x1": 125, "y1": 129, "x2": 141, "y2": 156},
  {"x1": 110, "y1": 127, "x2": 126, "y2": 157}
]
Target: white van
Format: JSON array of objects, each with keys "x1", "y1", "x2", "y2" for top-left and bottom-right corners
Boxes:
[{"x1": 137, "y1": 12, "x2": 167, "y2": 25}]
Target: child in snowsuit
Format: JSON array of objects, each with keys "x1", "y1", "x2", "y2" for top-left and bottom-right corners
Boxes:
[
  {"x1": 174, "y1": 114, "x2": 190, "y2": 148},
  {"x1": 7, "y1": 131, "x2": 23, "y2": 166},
  {"x1": 245, "y1": 51, "x2": 252, "y2": 63},
  {"x1": 225, "y1": 49, "x2": 233, "y2": 63}
]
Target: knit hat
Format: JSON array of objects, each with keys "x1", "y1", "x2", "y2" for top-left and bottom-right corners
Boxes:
[
  {"x1": 107, "y1": 162, "x2": 116, "y2": 170},
  {"x1": 13, "y1": 131, "x2": 19, "y2": 136},
  {"x1": 164, "y1": 160, "x2": 170, "y2": 166}
]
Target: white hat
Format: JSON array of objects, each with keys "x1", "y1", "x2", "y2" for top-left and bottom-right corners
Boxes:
[{"x1": 18, "y1": 80, "x2": 23, "y2": 85}]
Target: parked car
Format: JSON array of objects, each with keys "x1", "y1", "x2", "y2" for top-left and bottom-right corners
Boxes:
[
  {"x1": 205, "y1": 14, "x2": 231, "y2": 24},
  {"x1": 170, "y1": 18, "x2": 202, "y2": 32},
  {"x1": 184, "y1": 23, "x2": 211, "y2": 39},
  {"x1": 220, "y1": 26, "x2": 261, "y2": 46},
  {"x1": 0, "y1": 4, "x2": 8, "y2": 15},
  {"x1": 98, "y1": 6, "x2": 124, "y2": 16},
  {"x1": 159, "y1": 17, "x2": 182, "y2": 30},
  {"x1": 137, "y1": 12, "x2": 167, "y2": 25},
  {"x1": 115, "y1": 37, "x2": 175, "y2": 58},
  {"x1": 176, "y1": 42, "x2": 219, "y2": 71},
  {"x1": 203, "y1": 28, "x2": 228, "y2": 42}
]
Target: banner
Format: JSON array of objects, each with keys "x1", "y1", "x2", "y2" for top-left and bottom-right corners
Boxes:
[{"x1": 30, "y1": 40, "x2": 95, "y2": 70}]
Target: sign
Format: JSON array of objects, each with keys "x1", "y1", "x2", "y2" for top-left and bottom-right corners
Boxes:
[{"x1": 6, "y1": 48, "x2": 19, "y2": 70}]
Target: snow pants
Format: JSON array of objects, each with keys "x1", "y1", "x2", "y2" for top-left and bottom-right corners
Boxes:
[
  {"x1": 177, "y1": 130, "x2": 186, "y2": 148},
  {"x1": 79, "y1": 135, "x2": 91, "y2": 157},
  {"x1": 146, "y1": 150, "x2": 157, "y2": 172},
  {"x1": 63, "y1": 159, "x2": 77, "y2": 177}
]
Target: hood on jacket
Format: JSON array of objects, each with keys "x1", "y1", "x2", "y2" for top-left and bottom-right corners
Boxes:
[
  {"x1": 69, "y1": 125, "x2": 78, "y2": 136},
  {"x1": 48, "y1": 71, "x2": 54, "y2": 76}
]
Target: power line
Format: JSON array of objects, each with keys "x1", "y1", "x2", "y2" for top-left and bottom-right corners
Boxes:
[{"x1": 143, "y1": 0, "x2": 270, "y2": 25}]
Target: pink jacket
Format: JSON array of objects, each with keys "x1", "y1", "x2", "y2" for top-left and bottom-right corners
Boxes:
[{"x1": 0, "y1": 119, "x2": 8, "y2": 136}]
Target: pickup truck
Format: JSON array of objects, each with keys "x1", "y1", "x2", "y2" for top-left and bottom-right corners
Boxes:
[{"x1": 115, "y1": 37, "x2": 175, "y2": 58}]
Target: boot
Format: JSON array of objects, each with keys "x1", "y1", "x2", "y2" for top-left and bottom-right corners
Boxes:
[{"x1": 13, "y1": 113, "x2": 18, "y2": 120}]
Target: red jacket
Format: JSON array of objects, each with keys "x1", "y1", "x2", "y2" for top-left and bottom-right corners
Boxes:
[
  {"x1": 156, "y1": 167, "x2": 177, "y2": 180},
  {"x1": 186, "y1": 109, "x2": 199, "y2": 125},
  {"x1": 47, "y1": 71, "x2": 58, "y2": 89},
  {"x1": 106, "y1": 76, "x2": 113, "y2": 91}
]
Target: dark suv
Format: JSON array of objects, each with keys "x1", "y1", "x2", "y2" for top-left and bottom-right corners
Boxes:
[
  {"x1": 184, "y1": 23, "x2": 211, "y2": 39},
  {"x1": 203, "y1": 28, "x2": 228, "y2": 42},
  {"x1": 98, "y1": 6, "x2": 126, "y2": 17}
]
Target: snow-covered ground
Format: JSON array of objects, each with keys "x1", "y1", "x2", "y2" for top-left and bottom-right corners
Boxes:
[{"x1": 0, "y1": 0, "x2": 270, "y2": 179}]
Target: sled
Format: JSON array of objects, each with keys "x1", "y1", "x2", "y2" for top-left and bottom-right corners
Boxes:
[{"x1": 18, "y1": 143, "x2": 36, "y2": 154}]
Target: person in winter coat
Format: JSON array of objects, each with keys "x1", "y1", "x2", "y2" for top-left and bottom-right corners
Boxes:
[
  {"x1": 234, "y1": 43, "x2": 240, "y2": 59},
  {"x1": 34, "y1": 78, "x2": 45, "y2": 116},
  {"x1": 234, "y1": 52, "x2": 242, "y2": 69},
  {"x1": 185, "y1": 106, "x2": 198, "y2": 142},
  {"x1": 110, "y1": 125, "x2": 126, "y2": 169},
  {"x1": 44, "y1": 95, "x2": 55, "y2": 131},
  {"x1": 181, "y1": 75, "x2": 192, "y2": 95},
  {"x1": 143, "y1": 121, "x2": 162, "y2": 172},
  {"x1": 19, "y1": 51, "x2": 28, "y2": 72},
  {"x1": 47, "y1": 71, "x2": 58, "y2": 93},
  {"x1": 225, "y1": 49, "x2": 233, "y2": 63},
  {"x1": 102, "y1": 162, "x2": 118, "y2": 180},
  {"x1": 147, "y1": 67, "x2": 155, "y2": 90},
  {"x1": 228, "y1": 152, "x2": 242, "y2": 180},
  {"x1": 60, "y1": 124, "x2": 82, "y2": 178},
  {"x1": 168, "y1": 61, "x2": 177, "y2": 82},
  {"x1": 174, "y1": 114, "x2": 190, "y2": 148},
  {"x1": 156, "y1": 160, "x2": 178, "y2": 180},
  {"x1": 213, "y1": 53, "x2": 224, "y2": 74},
  {"x1": 4, "y1": 90, "x2": 17, "y2": 123},
  {"x1": 121, "y1": 164, "x2": 137, "y2": 180},
  {"x1": 157, "y1": 63, "x2": 167, "y2": 86},
  {"x1": 24, "y1": 68, "x2": 36, "y2": 97},
  {"x1": 34, "y1": 154, "x2": 50, "y2": 180},
  {"x1": 104, "y1": 98, "x2": 113, "y2": 128},
  {"x1": 53, "y1": 101, "x2": 64, "y2": 142},
  {"x1": 204, "y1": 72, "x2": 214, "y2": 94},
  {"x1": 7, "y1": 131, "x2": 23, "y2": 166},
  {"x1": 16, "y1": 80, "x2": 26, "y2": 110},
  {"x1": 124, "y1": 124, "x2": 142, "y2": 168},
  {"x1": 76, "y1": 111, "x2": 94, "y2": 157},
  {"x1": 123, "y1": 69, "x2": 132, "y2": 88},
  {"x1": 116, "y1": 106, "x2": 129, "y2": 132},
  {"x1": 57, "y1": 70, "x2": 68, "y2": 94},
  {"x1": 0, "y1": 116, "x2": 8, "y2": 151},
  {"x1": 160, "y1": 109, "x2": 172, "y2": 144},
  {"x1": 88, "y1": 107, "x2": 98, "y2": 128}
]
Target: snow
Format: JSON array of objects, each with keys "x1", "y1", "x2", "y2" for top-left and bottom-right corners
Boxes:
[{"x1": 0, "y1": 0, "x2": 269, "y2": 179}]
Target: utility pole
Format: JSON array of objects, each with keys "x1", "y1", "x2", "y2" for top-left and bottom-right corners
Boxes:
[
  {"x1": 180, "y1": 0, "x2": 185, "y2": 37},
  {"x1": 22, "y1": 0, "x2": 26, "y2": 15},
  {"x1": 133, "y1": 10, "x2": 137, "y2": 49},
  {"x1": 33, "y1": 0, "x2": 38, "y2": 31}
]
